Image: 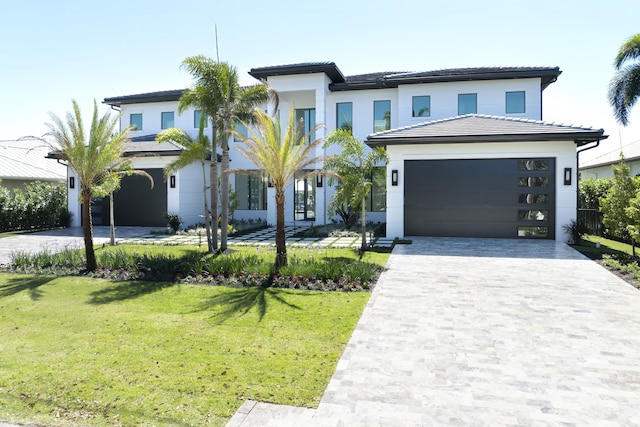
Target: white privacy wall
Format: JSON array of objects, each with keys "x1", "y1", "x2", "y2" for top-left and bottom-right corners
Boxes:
[{"x1": 385, "y1": 140, "x2": 578, "y2": 241}]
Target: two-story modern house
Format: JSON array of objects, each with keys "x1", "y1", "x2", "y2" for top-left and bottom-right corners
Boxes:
[{"x1": 66, "y1": 62, "x2": 606, "y2": 240}]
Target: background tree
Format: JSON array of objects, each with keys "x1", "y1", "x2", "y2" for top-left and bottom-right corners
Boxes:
[
  {"x1": 609, "y1": 33, "x2": 640, "y2": 125},
  {"x1": 180, "y1": 55, "x2": 275, "y2": 253},
  {"x1": 323, "y1": 129, "x2": 389, "y2": 251},
  {"x1": 156, "y1": 114, "x2": 212, "y2": 247},
  {"x1": 234, "y1": 108, "x2": 323, "y2": 269},
  {"x1": 600, "y1": 155, "x2": 638, "y2": 255},
  {"x1": 45, "y1": 100, "x2": 142, "y2": 271}
]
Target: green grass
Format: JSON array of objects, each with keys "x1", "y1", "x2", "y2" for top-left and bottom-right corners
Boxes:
[
  {"x1": 575, "y1": 235, "x2": 636, "y2": 258},
  {"x1": 0, "y1": 274, "x2": 370, "y2": 426}
]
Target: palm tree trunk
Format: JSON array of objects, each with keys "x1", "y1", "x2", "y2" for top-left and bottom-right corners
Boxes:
[
  {"x1": 210, "y1": 126, "x2": 219, "y2": 253},
  {"x1": 360, "y1": 195, "x2": 367, "y2": 251},
  {"x1": 220, "y1": 148, "x2": 230, "y2": 252},
  {"x1": 109, "y1": 192, "x2": 115, "y2": 246},
  {"x1": 275, "y1": 191, "x2": 287, "y2": 270},
  {"x1": 201, "y1": 161, "x2": 212, "y2": 251},
  {"x1": 81, "y1": 191, "x2": 97, "y2": 271}
]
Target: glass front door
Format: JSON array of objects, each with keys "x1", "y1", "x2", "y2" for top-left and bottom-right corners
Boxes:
[{"x1": 294, "y1": 174, "x2": 315, "y2": 221}]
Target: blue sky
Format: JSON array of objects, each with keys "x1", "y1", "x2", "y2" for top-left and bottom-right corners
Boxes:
[{"x1": 1, "y1": 0, "x2": 638, "y2": 161}]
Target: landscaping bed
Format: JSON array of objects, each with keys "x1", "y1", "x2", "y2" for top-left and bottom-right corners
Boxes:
[{"x1": 571, "y1": 235, "x2": 640, "y2": 288}]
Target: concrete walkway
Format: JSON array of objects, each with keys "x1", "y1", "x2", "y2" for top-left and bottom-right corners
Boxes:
[{"x1": 227, "y1": 237, "x2": 640, "y2": 426}]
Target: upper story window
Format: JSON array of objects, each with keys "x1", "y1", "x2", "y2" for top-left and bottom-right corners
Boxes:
[
  {"x1": 373, "y1": 100, "x2": 390, "y2": 132},
  {"x1": 458, "y1": 94, "x2": 477, "y2": 115},
  {"x1": 412, "y1": 96, "x2": 431, "y2": 117},
  {"x1": 295, "y1": 108, "x2": 316, "y2": 142},
  {"x1": 161, "y1": 112, "x2": 174, "y2": 129},
  {"x1": 506, "y1": 91, "x2": 526, "y2": 114},
  {"x1": 194, "y1": 110, "x2": 207, "y2": 128},
  {"x1": 234, "y1": 123, "x2": 248, "y2": 142},
  {"x1": 336, "y1": 102, "x2": 353, "y2": 132},
  {"x1": 130, "y1": 113, "x2": 142, "y2": 131}
]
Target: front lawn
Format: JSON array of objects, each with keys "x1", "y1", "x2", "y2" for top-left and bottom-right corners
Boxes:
[
  {"x1": 0, "y1": 273, "x2": 370, "y2": 426},
  {"x1": 571, "y1": 235, "x2": 640, "y2": 288}
]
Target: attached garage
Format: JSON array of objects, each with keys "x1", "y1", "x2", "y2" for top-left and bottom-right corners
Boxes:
[
  {"x1": 114, "y1": 168, "x2": 166, "y2": 227},
  {"x1": 404, "y1": 158, "x2": 554, "y2": 238},
  {"x1": 367, "y1": 115, "x2": 607, "y2": 241}
]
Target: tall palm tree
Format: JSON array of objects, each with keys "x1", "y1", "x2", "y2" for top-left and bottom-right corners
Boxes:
[
  {"x1": 156, "y1": 114, "x2": 212, "y2": 248},
  {"x1": 609, "y1": 33, "x2": 640, "y2": 126},
  {"x1": 45, "y1": 100, "x2": 140, "y2": 271},
  {"x1": 179, "y1": 55, "x2": 275, "y2": 253},
  {"x1": 234, "y1": 108, "x2": 324, "y2": 269},
  {"x1": 323, "y1": 129, "x2": 389, "y2": 251}
]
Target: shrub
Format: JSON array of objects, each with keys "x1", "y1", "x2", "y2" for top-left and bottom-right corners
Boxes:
[
  {"x1": 0, "y1": 181, "x2": 67, "y2": 232},
  {"x1": 163, "y1": 212, "x2": 182, "y2": 233}
]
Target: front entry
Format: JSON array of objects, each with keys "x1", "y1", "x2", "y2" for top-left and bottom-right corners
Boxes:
[{"x1": 294, "y1": 173, "x2": 315, "y2": 221}]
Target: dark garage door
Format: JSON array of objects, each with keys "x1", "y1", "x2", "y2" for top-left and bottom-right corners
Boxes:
[
  {"x1": 404, "y1": 158, "x2": 555, "y2": 239},
  {"x1": 114, "y1": 168, "x2": 166, "y2": 227}
]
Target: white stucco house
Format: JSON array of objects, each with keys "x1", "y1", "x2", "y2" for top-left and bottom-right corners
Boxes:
[
  {"x1": 579, "y1": 139, "x2": 640, "y2": 179},
  {"x1": 65, "y1": 62, "x2": 608, "y2": 240}
]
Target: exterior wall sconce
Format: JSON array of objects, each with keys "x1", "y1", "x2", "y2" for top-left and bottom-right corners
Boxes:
[
  {"x1": 267, "y1": 177, "x2": 273, "y2": 187},
  {"x1": 69, "y1": 177, "x2": 75, "y2": 189},
  {"x1": 316, "y1": 174, "x2": 323, "y2": 188},
  {"x1": 391, "y1": 169, "x2": 399, "y2": 186},
  {"x1": 170, "y1": 175, "x2": 176, "y2": 188},
  {"x1": 564, "y1": 168, "x2": 571, "y2": 186}
]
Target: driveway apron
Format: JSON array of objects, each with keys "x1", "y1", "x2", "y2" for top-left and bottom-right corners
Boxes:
[{"x1": 228, "y1": 237, "x2": 640, "y2": 426}]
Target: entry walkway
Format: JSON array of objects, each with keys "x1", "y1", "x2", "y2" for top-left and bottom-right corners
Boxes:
[{"x1": 227, "y1": 237, "x2": 640, "y2": 426}]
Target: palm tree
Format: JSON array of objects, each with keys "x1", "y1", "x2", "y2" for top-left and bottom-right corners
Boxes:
[
  {"x1": 234, "y1": 108, "x2": 324, "y2": 269},
  {"x1": 156, "y1": 114, "x2": 212, "y2": 248},
  {"x1": 179, "y1": 55, "x2": 275, "y2": 253},
  {"x1": 45, "y1": 100, "x2": 140, "y2": 271},
  {"x1": 323, "y1": 129, "x2": 389, "y2": 251},
  {"x1": 609, "y1": 33, "x2": 640, "y2": 126}
]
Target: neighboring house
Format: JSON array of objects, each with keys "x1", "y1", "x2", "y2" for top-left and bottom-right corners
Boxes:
[
  {"x1": 0, "y1": 138, "x2": 66, "y2": 191},
  {"x1": 579, "y1": 139, "x2": 640, "y2": 179},
  {"x1": 90, "y1": 62, "x2": 607, "y2": 240}
]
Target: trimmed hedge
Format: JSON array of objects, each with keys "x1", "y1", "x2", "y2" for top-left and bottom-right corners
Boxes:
[{"x1": 0, "y1": 181, "x2": 70, "y2": 232}]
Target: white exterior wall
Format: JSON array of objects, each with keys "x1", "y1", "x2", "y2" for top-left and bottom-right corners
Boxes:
[
  {"x1": 385, "y1": 140, "x2": 578, "y2": 242},
  {"x1": 68, "y1": 168, "x2": 81, "y2": 226},
  {"x1": 580, "y1": 160, "x2": 640, "y2": 179}
]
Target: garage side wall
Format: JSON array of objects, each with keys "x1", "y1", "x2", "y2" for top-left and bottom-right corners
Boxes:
[{"x1": 386, "y1": 140, "x2": 577, "y2": 241}]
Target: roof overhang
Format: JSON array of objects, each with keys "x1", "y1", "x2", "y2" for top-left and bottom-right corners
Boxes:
[
  {"x1": 248, "y1": 62, "x2": 346, "y2": 83},
  {"x1": 103, "y1": 89, "x2": 186, "y2": 107}
]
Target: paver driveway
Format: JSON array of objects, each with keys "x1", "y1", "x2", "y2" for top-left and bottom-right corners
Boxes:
[{"x1": 229, "y1": 237, "x2": 640, "y2": 426}]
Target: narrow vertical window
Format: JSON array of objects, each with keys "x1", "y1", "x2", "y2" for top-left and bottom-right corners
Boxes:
[
  {"x1": 458, "y1": 94, "x2": 477, "y2": 115},
  {"x1": 412, "y1": 96, "x2": 431, "y2": 117},
  {"x1": 336, "y1": 102, "x2": 353, "y2": 132},
  {"x1": 295, "y1": 108, "x2": 316, "y2": 143},
  {"x1": 194, "y1": 110, "x2": 207, "y2": 128},
  {"x1": 234, "y1": 123, "x2": 248, "y2": 142},
  {"x1": 161, "y1": 112, "x2": 174, "y2": 129},
  {"x1": 373, "y1": 100, "x2": 391, "y2": 132},
  {"x1": 506, "y1": 91, "x2": 526, "y2": 113},
  {"x1": 130, "y1": 113, "x2": 142, "y2": 131}
]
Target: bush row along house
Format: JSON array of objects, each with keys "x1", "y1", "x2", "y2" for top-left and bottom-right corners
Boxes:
[{"x1": 65, "y1": 62, "x2": 608, "y2": 240}]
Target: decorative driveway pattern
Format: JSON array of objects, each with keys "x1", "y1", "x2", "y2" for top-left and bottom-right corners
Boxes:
[{"x1": 228, "y1": 237, "x2": 640, "y2": 426}]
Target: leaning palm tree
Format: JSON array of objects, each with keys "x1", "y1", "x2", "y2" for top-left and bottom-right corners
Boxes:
[
  {"x1": 234, "y1": 108, "x2": 324, "y2": 269},
  {"x1": 45, "y1": 100, "x2": 141, "y2": 271},
  {"x1": 156, "y1": 114, "x2": 212, "y2": 248},
  {"x1": 609, "y1": 33, "x2": 640, "y2": 126},
  {"x1": 180, "y1": 55, "x2": 275, "y2": 253}
]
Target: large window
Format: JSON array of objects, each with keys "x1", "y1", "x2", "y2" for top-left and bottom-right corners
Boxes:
[
  {"x1": 234, "y1": 123, "x2": 248, "y2": 142},
  {"x1": 193, "y1": 110, "x2": 207, "y2": 128},
  {"x1": 506, "y1": 91, "x2": 526, "y2": 114},
  {"x1": 295, "y1": 108, "x2": 316, "y2": 142},
  {"x1": 458, "y1": 93, "x2": 477, "y2": 115},
  {"x1": 235, "y1": 174, "x2": 267, "y2": 210},
  {"x1": 161, "y1": 112, "x2": 174, "y2": 129},
  {"x1": 336, "y1": 102, "x2": 353, "y2": 132},
  {"x1": 373, "y1": 100, "x2": 390, "y2": 132},
  {"x1": 412, "y1": 96, "x2": 431, "y2": 117},
  {"x1": 130, "y1": 113, "x2": 142, "y2": 131},
  {"x1": 365, "y1": 167, "x2": 387, "y2": 212}
]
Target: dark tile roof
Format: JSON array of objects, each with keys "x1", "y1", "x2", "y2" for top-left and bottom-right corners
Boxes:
[
  {"x1": 331, "y1": 67, "x2": 562, "y2": 91},
  {"x1": 248, "y1": 62, "x2": 346, "y2": 83},
  {"x1": 366, "y1": 115, "x2": 607, "y2": 147},
  {"x1": 104, "y1": 89, "x2": 186, "y2": 106}
]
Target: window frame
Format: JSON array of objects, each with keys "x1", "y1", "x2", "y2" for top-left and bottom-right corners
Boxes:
[
  {"x1": 458, "y1": 93, "x2": 477, "y2": 115},
  {"x1": 412, "y1": 95, "x2": 431, "y2": 117},
  {"x1": 336, "y1": 102, "x2": 353, "y2": 132},
  {"x1": 373, "y1": 100, "x2": 391, "y2": 132},
  {"x1": 193, "y1": 110, "x2": 207, "y2": 128},
  {"x1": 233, "y1": 123, "x2": 248, "y2": 142},
  {"x1": 505, "y1": 91, "x2": 526, "y2": 114},
  {"x1": 129, "y1": 113, "x2": 143, "y2": 131},
  {"x1": 161, "y1": 111, "x2": 175, "y2": 130}
]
